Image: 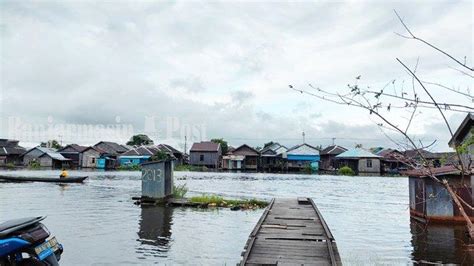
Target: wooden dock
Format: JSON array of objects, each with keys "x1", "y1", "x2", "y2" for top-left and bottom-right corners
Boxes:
[{"x1": 240, "y1": 197, "x2": 341, "y2": 265}]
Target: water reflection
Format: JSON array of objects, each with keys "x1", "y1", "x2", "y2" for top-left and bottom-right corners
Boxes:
[
  {"x1": 411, "y1": 219, "x2": 473, "y2": 264},
  {"x1": 136, "y1": 206, "x2": 173, "y2": 258}
]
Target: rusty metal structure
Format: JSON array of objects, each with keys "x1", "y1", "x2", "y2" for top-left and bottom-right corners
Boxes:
[{"x1": 406, "y1": 166, "x2": 473, "y2": 224}]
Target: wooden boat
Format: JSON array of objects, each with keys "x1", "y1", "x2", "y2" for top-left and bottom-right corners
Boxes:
[{"x1": 0, "y1": 175, "x2": 88, "y2": 183}]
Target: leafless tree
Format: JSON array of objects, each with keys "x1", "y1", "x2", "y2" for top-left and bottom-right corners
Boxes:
[{"x1": 291, "y1": 10, "x2": 473, "y2": 238}]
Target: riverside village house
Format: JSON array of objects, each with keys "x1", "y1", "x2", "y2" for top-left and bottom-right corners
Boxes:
[
  {"x1": 222, "y1": 144, "x2": 260, "y2": 170},
  {"x1": 22, "y1": 147, "x2": 71, "y2": 169},
  {"x1": 189, "y1": 141, "x2": 222, "y2": 168},
  {"x1": 319, "y1": 145, "x2": 347, "y2": 171},
  {"x1": 0, "y1": 139, "x2": 26, "y2": 166},
  {"x1": 58, "y1": 144, "x2": 88, "y2": 168},
  {"x1": 92, "y1": 141, "x2": 129, "y2": 169},
  {"x1": 283, "y1": 143, "x2": 321, "y2": 171},
  {"x1": 335, "y1": 148, "x2": 381, "y2": 175},
  {"x1": 259, "y1": 143, "x2": 288, "y2": 172}
]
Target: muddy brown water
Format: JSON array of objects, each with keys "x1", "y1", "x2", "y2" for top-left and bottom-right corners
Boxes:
[{"x1": 0, "y1": 170, "x2": 471, "y2": 264}]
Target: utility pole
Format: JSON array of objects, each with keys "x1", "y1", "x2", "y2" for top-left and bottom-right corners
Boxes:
[
  {"x1": 184, "y1": 135, "x2": 187, "y2": 154},
  {"x1": 302, "y1": 132, "x2": 305, "y2": 143}
]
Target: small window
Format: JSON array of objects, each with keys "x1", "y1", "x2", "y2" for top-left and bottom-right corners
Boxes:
[
  {"x1": 366, "y1": 159, "x2": 372, "y2": 168},
  {"x1": 200, "y1": 154, "x2": 204, "y2": 161},
  {"x1": 91, "y1": 158, "x2": 96, "y2": 164}
]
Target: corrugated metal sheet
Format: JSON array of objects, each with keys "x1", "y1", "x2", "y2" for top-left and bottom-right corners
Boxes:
[
  {"x1": 336, "y1": 148, "x2": 380, "y2": 159},
  {"x1": 190, "y1": 141, "x2": 220, "y2": 152},
  {"x1": 286, "y1": 143, "x2": 320, "y2": 156}
]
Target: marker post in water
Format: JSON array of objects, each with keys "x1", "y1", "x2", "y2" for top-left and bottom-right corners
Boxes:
[{"x1": 140, "y1": 159, "x2": 174, "y2": 201}]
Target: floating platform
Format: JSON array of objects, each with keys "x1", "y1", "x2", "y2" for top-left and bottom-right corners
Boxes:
[
  {"x1": 132, "y1": 196, "x2": 208, "y2": 208},
  {"x1": 240, "y1": 197, "x2": 341, "y2": 265}
]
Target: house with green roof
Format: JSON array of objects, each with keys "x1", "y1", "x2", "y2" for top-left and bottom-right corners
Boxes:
[{"x1": 335, "y1": 148, "x2": 381, "y2": 175}]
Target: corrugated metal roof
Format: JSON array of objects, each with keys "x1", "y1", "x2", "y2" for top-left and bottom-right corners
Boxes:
[
  {"x1": 320, "y1": 145, "x2": 347, "y2": 155},
  {"x1": 260, "y1": 143, "x2": 287, "y2": 155},
  {"x1": 336, "y1": 148, "x2": 380, "y2": 159},
  {"x1": 157, "y1": 144, "x2": 182, "y2": 154},
  {"x1": 58, "y1": 144, "x2": 88, "y2": 153},
  {"x1": 286, "y1": 143, "x2": 319, "y2": 156},
  {"x1": 94, "y1": 141, "x2": 128, "y2": 154},
  {"x1": 122, "y1": 145, "x2": 158, "y2": 156},
  {"x1": 35, "y1": 147, "x2": 70, "y2": 161},
  {"x1": 0, "y1": 146, "x2": 26, "y2": 156},
  {"x1": 190, "y1": 141, "x2": 220, "y2": 152},
  {"x1": 403, "y1": 165, "x2": 471, "y2": 177},
  {"x1": 232, "y1": 144, "x2": 259, "y2": 156}
]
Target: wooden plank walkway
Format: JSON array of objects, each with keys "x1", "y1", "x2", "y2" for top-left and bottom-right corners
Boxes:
[{"x1": 240, "y1": 198, "x2": 341, "y2": 265}]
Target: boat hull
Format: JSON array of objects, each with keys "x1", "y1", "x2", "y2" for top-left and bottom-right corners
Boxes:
[{"x1": 0, "y1": 176, "x2": 88, "y2": 183}]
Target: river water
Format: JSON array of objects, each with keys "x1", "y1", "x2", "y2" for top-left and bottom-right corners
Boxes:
[{"x1": 0, "y1": 170, "x2": 471, "y2": 265}]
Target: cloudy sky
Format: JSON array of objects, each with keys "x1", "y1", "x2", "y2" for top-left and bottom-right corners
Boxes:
[{"x1": 0, "y1": 0, "x2": 472, "y2": 151}]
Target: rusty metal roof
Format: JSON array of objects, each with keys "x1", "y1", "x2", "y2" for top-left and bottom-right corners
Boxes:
[
  {"x1": 402, "y1": 165, "x2": 471, "y2": 177},
  {"x1": 190, "y1": 141, "x2": 220, "y2": 152}
]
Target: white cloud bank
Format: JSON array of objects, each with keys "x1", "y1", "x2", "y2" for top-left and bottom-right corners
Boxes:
[{"x1": 0, "y1": 0, "x2": 472, "y2": 151}]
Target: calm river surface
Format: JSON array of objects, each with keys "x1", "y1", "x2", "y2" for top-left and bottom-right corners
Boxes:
[{"x1": 0, "y1": 170, "x2": 471, "y2": 265}]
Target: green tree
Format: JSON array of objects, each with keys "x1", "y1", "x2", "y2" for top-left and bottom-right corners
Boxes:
[
  {"x1": 263, "y1": 141, "x2": 275, "y2": 148},
  {"x1": 150, "y1": 150, "x2": 171, "y2": 161},
  {"x1": 211, "y1": 138, "x2": 228, "y2": 154},
  {"x1": 40, "y1": 140, "x2": 62, "y2": 150},
  {"x1": 126, "y1": 134, "x2": 154, "y2": 146}
]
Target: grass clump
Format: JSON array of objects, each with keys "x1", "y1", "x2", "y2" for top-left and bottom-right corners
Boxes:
[
  {"x1": 174, "y1": 164, "x2": 201, "y2": 171},
  {"x1": 338, "y1": 166, "x2": 355, "y2": 176},
  {"x1": 174, "y1": 165, "x2": 210, "y2": 172},
  {"x1": 190, "y1": 194, "x2": 268, "y2": 209},
  {"x1": 5, "y1": 163, "x2": 15, "y2": 169},
  {"x1": 173, "y1": 184, "x2": 188, "y2": 198},
  {"x1": 117, "y1": 164, "x2": 141, "y2": 171}
]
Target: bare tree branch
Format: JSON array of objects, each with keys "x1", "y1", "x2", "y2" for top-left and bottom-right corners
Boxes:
[{"x1": 394, "y1": 10, "x2": 474, "y2": 72}]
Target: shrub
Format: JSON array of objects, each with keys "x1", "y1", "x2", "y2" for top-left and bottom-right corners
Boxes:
[
  {"x1": 6, "y1": 163, "x2": 15, "y2": 169},
  {"x1": 28, "y1": 161, "x2": 41, "y2": 169},
  {"x1": 338, "y1": 166, "x2": 355, "y2": 176},
  {"x1": 150, "y1": 150, "x2": 171, "y2": 161},
  {"x1": 302, "y1": 164, "x2": 313, "y2": 174}
]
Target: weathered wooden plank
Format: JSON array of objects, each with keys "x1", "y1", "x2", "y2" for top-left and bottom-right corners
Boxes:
[{"x1": 240, "y1": 198, "x2": 341, "y2": 266}]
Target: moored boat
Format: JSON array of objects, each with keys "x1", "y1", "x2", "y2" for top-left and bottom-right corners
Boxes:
[{"x1": 0, "y1": 176, "x2": 88, "y2": 183}]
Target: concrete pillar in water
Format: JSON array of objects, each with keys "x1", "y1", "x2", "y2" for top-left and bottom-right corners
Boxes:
[{"x1": 140, "y1": 159, "x2": 174, "y2": 200}]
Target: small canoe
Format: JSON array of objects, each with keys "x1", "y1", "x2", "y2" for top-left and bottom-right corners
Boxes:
[{"x1": 0, "y1": 176, "x2": 88, "y2": 183}]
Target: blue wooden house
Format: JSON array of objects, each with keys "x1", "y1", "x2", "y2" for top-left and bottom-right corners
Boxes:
[
  {"x1": 96, "y1": 156, "x2": 116, "y2": 169},
  {"x1": 283, "y1": 143, "x2": 320, "y2": 171}
]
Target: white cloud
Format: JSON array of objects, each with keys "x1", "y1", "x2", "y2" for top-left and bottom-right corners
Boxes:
[{"x1": 0, "y1": 0, "x2": 471, "y2": 151}]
